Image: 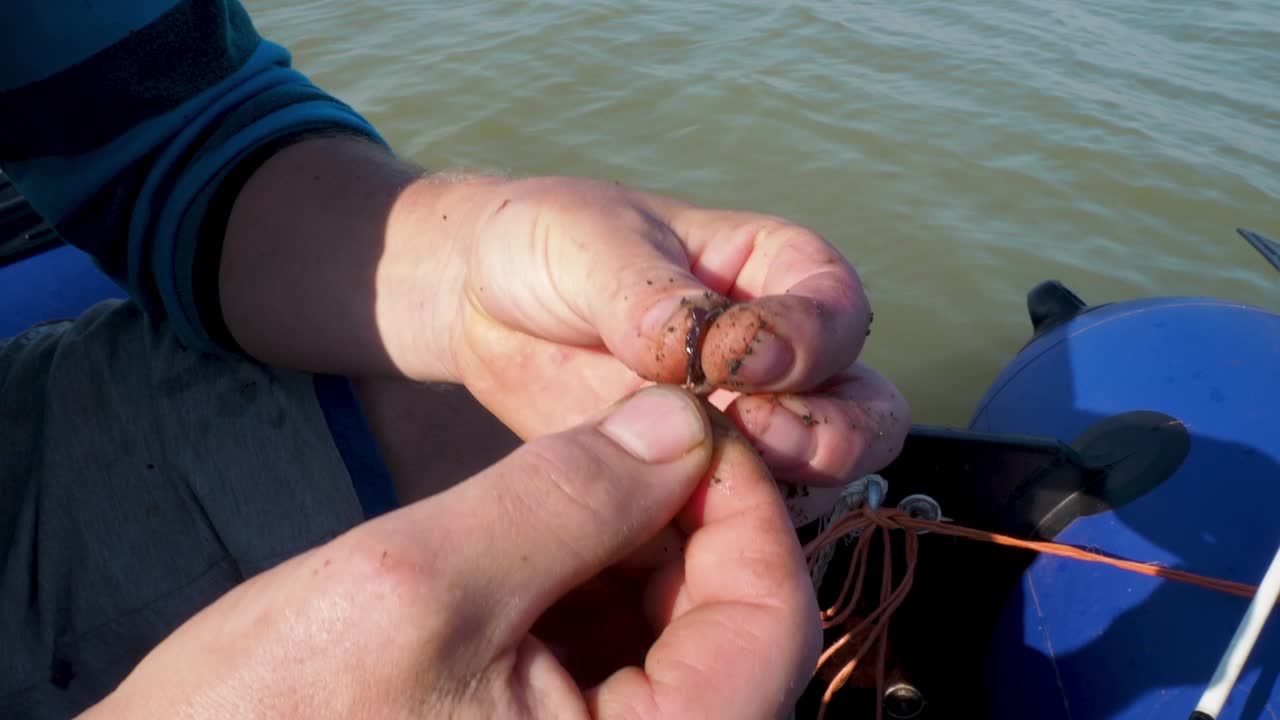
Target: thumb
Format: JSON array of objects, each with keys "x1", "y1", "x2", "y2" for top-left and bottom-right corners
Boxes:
[{"x1": 407, "y1": 385, "x2": 714, "y2": 656}]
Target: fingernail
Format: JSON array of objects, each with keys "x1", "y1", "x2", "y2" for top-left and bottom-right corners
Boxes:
[
  {"x1": 640, "y1": 296, "x2": 687, "y2": 337},
  {"x1": 600, "y1": 387, "x2": 706, "y2": 463},
  {"x1": 639, "y1": 292, "x2": 726, "y2": 337},
  {"x1": 750, "y1": 399, "x2": 816, "y2": 470},
  {"x1": 730, "y1": 330, "x2": 793, "y2": 386}
]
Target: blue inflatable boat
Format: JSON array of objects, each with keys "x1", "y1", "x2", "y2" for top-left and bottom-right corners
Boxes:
[{"x1": 3, "y1": 171, "x2": 1278, "y2": 719}]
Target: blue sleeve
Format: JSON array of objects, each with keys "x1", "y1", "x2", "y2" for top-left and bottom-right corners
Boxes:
[{"x1": 0, "y1": 0, "x2": 388, "y2": 353}]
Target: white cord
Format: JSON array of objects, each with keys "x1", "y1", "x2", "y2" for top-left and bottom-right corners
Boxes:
[{"x1": 1192, "y1": 543, "x2": 1280, "y2": 718}]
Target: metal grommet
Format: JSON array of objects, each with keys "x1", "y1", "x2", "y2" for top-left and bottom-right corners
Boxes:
[
  {"x1": 883, "y1": 681, "x2": 926, "y2": 718},
  {"x1": 896, "y1": 493, "x2": 944, "y2": 534},
  {"x1": 897, "y1": 493, "x2": 942, "y2": 521}
]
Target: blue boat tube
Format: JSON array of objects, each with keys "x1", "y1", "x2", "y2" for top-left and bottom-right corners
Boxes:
[{"x1": 975, "y1": 288, "x2": 1280, "y2": 720}]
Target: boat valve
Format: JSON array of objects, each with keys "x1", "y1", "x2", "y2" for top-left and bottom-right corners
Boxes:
[
  {"x1": 883, "y1": 681, "x2": 926, "y2": 718},
  {"x1": 896, "y1": 493, "x2": 948, "y2": 533}
]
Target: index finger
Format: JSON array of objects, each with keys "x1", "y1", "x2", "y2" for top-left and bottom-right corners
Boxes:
[
  {"x1": 588, "y1": 411, "x2": 821, "y2": 719},
  {"x1": 661, "y1": 202, "x2": 872, "y2": 393}
]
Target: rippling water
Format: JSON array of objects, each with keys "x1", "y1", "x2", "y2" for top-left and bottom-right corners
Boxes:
[{"x1": 247, "y1": 0, "x2": 1279, "y2": 424}]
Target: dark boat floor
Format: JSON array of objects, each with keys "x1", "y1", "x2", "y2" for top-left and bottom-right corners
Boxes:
[
  {"x1": 793, "y1": 428, "x2": 1053, "y2": 719},
  {"x1": 795, "y1": 411, "x2": 1191, "y2": 718}
]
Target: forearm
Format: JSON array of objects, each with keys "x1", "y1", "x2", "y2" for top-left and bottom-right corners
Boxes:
[{"x1": 219, "y1": 136, "x2": 500, "y2": 381}]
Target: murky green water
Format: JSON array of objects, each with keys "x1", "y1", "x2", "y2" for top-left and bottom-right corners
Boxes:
[{"x1": 247, "y1": 0, "x2": 1279, "y2": 425}]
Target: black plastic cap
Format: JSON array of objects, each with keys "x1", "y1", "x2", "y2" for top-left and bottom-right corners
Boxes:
[{"x1": 1026, "y1": 280, "x2": 1088, "y2": 341}]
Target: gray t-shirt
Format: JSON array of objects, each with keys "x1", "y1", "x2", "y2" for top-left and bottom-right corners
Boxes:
[{"x1": 0, "y1": 300, "x2": 393, "y2": 717}]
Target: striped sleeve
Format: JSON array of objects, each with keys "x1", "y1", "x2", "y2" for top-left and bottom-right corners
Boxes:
[{"x1": 0, "y1": 0, "x2": 388, "y2": 352}]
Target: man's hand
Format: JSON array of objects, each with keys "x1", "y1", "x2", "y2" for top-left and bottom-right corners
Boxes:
[
  {"x1": 443, "y1": 176, "x2": 908, "y2": 488},
  {"x1": 220, "y1": 138, "x2": 909, "y2": 489},
  {"x1": 82, "y1": 387, "x2": 820, "y2": 720}
]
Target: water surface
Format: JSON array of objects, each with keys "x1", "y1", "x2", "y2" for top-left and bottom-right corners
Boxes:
[{"x1": 246, "y1": 0, "x2": 1280, "y2": 424}]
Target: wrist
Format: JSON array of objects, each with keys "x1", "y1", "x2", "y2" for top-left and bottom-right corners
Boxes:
[
  {"x1": 381, "y1": 173, "x2": 506, "y2": 383},
  {"x1": 219, "y1": 136, "x2": 508, "y2": 382}
]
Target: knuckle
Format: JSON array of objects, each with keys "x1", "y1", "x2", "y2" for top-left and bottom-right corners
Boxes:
[
  {"x1": 328, "y1": 531, "x2": 450, "y2": 635},
  {"x1": 759, "y1": 219, "x2": 825, "y2": 248},
  {"x1": 765, "y1": 222, "x2": 853, "y2": 271}
]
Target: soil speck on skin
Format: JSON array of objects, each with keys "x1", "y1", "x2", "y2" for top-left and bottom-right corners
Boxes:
[
  {"x1": 712, "y1": 476, "x2": 723, "y2": 485},
  {"x1": 667, "y1": 325, "x2": 675, "y2": 333},
  {"x1": 801, "y1": 413, "x2": 815, "y2": 427}
]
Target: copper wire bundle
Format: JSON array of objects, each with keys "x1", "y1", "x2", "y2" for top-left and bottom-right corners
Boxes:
[{"x1": 801, "y1": 505, "x2": 1258, "y2": 720}]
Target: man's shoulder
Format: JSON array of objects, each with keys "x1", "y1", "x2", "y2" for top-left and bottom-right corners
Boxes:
[{"x1": 2, "y1": 1, "x2": 200, "y2": 91}]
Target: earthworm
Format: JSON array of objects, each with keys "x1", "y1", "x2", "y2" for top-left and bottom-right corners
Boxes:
[{"x1": 684, "y1": 305, "x2": 723, "y2": 393}]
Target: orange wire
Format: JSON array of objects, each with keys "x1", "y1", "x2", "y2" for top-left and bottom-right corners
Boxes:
[{"x1": 802, "y1": 506, "x2": 1259, "y2": 720}]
